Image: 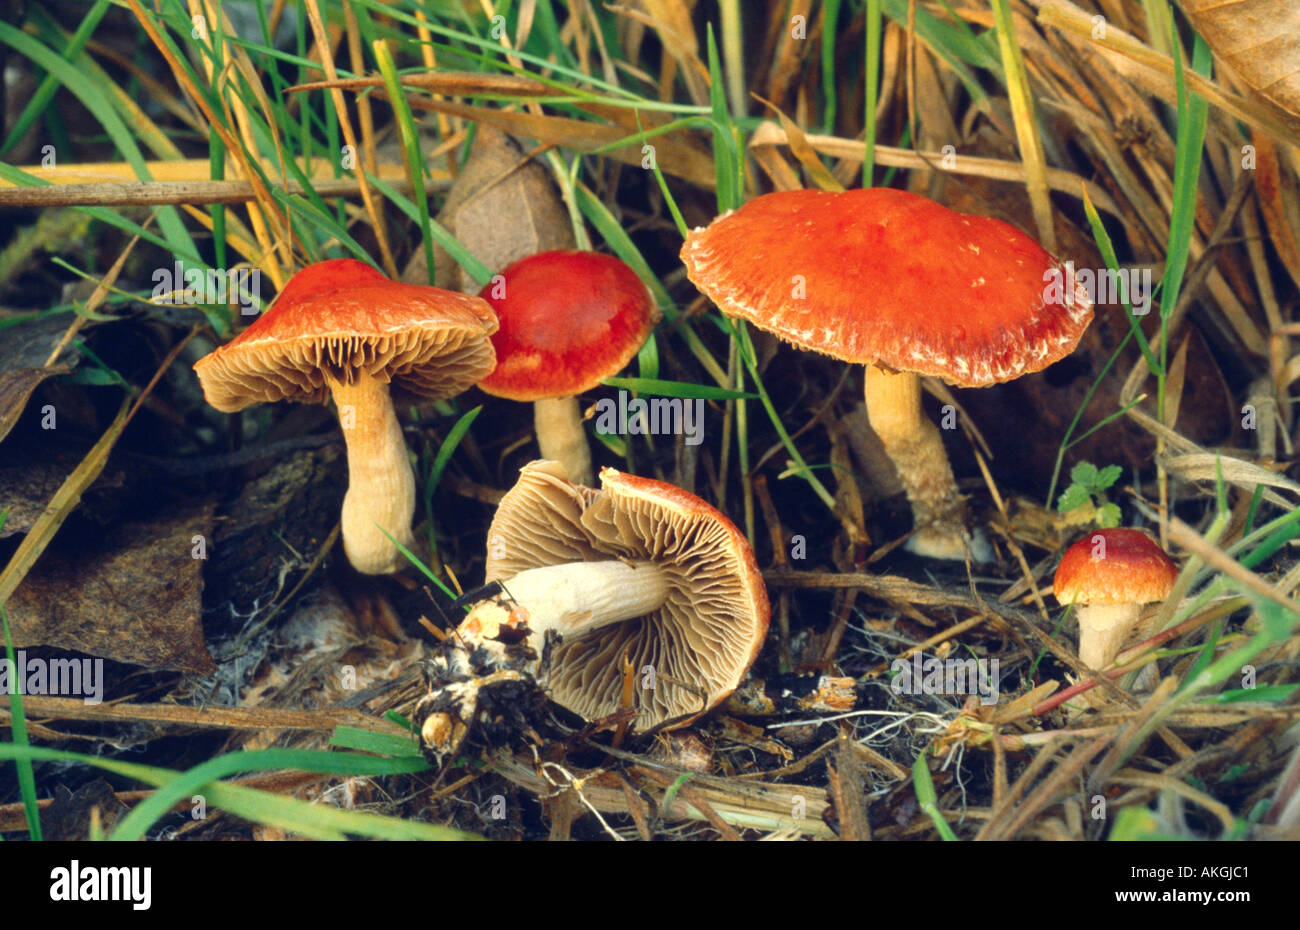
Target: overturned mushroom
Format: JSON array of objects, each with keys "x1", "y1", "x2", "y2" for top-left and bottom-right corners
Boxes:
[
  {"x1": 193, "y1": 258, "x2": 498, "y2": 574},
  {"x1": 414, "y1": 460, "x2": 769, "y2": 762}
]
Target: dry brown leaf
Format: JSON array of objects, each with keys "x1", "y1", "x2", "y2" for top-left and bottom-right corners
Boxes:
[
  {"x1": 401, "y1": 126, "x2": 575, "y2": 291},
  {"x1": 1250, "y1": 130, "x2": 1300, "y2": 294},
  {"x1": 1180, "y1": 0, "x2": 1300, "y2": 124},
  {"x1": 1039, "y1": 0, "x2": 1300, "y2": 148},
  {"x1": 6, "y1": 500, "x2": 216, "y2": 673},
  {"x1": 1163, "y1": 331, "x2": 1192, "y2": 430},
  {"x1": 1158, "y1": 452, "x2": 1300, "y2": 502},
  {"x1": 753, "y1": 97, "x2": 845, "y2": 192},
  {"x1": 398, "y1": 97, "x2": 718, "y2": 190},
  {"x1": 748, "y1": 120, "x2": 805, "y2": 191},
  {"x1": 0, "y1": 316, "x2": 81, "y2": 445},
  {"x1": 40, "y1": 780, "x2": 130, "y2": 841}
]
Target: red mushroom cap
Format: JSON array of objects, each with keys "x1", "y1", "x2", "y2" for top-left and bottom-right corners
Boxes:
[
  {"x1": 476, "y1": 250, "x2": 659, "y2": 401},
  {"x1": 680, "y1": 188, "x2": 1093, "y2": 387},
  {"x1": 193, "y1": 258, "x2": 498, "y2": 411},
  {"x1": 1054, "y1": 528, "x2": 1177, "y2": 606}
]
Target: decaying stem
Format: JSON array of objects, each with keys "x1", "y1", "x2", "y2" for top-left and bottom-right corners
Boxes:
[{"x1": 862, "y1": 365, "x2": 973, "y2": 560}]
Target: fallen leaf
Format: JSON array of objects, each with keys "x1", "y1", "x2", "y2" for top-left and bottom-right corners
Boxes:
[
  {"x1": 1181, "y1": 0, "x2": 1300, "y2": 125},
  {"x1": 6, "y1": 500, "x2": 216, "y2": 673},
  {"x1": 0, "y1": 315, "x2": 81, "y2": 444},
  {"x1": 402, "y1": 126, "x2": 575, "y2": 291},
  {"x1": 41, "y1": 780, "x2": 130, "y2": 841}
]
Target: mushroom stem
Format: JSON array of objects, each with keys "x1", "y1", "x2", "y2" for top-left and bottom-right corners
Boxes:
[
  {"x1": 1076, "y1": 602, "x2": 1142, "y2": 672},
  {"x1": 533, "y1": 395, "x2": 594, "y2": 486},
  {"x1": 1072, "y1": 602, "x2": 1143, "y2": 709},
  {"x1": 462, "y1": 560, "x2": 668, "y2": 646},
  {"x1": 328, "y1": 373, "x2": 416, "y2": 574},
  {"x1": 862, "y1": 366, "x2": 970, "y2": 560}
]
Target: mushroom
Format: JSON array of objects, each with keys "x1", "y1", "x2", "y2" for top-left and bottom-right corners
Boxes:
[
  {"x1": 681, "y1": 188, "x2": 1094, "y2": 560},
  {"x1": 477, "y1": 250, "x2": 659, "y2": 486},
  {"x1": 1053, "y1": 528, "x2": 1177, "y2": 703},
  {"x1": 193, "y1": 258, "x2": 498, "y2": 575},
  {"x1": 415, "y1": 460, "x2": 769, "y2": 760}
]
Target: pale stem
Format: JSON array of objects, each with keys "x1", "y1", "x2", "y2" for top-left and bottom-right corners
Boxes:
[
  {"x1": 862, "y1": 366, "x2": 968, "y2": 560},
  {"x1": 459, "y1": 560, "x2": 668, "y2": 649},
  {"x1": 534, "y1": 395, "x2": 593, "y2": 486},
  {"x1": 1072, "y1": 601, "x2": 1143, "y2": 709},
  {"x1": 328, "y1": 373, "x2": 417, "y2": 575},
  {"x1": 1076, "y1": 602, "x2": 1142, "y2": 671}
]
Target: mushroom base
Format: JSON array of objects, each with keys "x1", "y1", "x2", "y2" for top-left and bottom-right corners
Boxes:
[
  {"x1": 329, "y1": 373, "x2": 417, "y2": 574},
  {"x1": 863, "y1": 367, "x2": 988, "y2": 561}
]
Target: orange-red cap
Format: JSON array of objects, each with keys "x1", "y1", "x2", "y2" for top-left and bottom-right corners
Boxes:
[
  {"x1": 194, "y1": 258, "x2": 498, "y2": 412},
  {"x1": 681, "y1": 188, "x2": 1093, "y2": 387},
  {"x1": 476, "y1": 250, "x2": 659, "y2": 401},
  {"x1": 1054, "y1": 528, "x2": 1177, "y2": 605}
]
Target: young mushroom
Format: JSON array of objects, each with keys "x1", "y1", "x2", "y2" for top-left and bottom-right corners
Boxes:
[
  {"x1": 682, "y1": 188, "x2": 1094, "y2": 561},
  {"x1": 193, "y1": 258, "x2": 498, "y2": 575},
  {"x1": 414, "y1": 460, "x2": 770, "y2": 762},
  {"x1": 1053, "y1": 528, "x2": 1177, "y2": 705},
  {"x1": 476, "y1": 250, "x2": 660, "y2": 486}
]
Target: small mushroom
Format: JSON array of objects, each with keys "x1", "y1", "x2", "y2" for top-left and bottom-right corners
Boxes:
[
  {"x1": 477, "y1": 250, "x2": 660, "y2": 486},
  {"x1": 682, "y1": 188, "x2": 1094, "y2": 561},
  {"x1": 1053, "y1": 528, "x2": 1177, "y2": 703},
  {"x1": 416, "y1": 461, "x2": 769, "y2": 760},
  {"x1": 193, "y1": 258, "x2": 498, "y2": 575}
]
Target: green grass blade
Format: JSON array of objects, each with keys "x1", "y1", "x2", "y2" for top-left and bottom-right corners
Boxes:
[
  {"x1": 705, "y1": 24, "x2": 740, "y2": 213},
  {"x1": 423, "y1": 405, "x2": 482, "y2": 559},
  {"x1": 0, "y1": 0, "x2": 111, "y2": 156},
  {"x1": 913, "y1": 750, "x2": 958, "y2": 841},
  {"x1": 727, "y1": 321, "x2": 838, "y2": 511},
  {"x1": 374, "y1": 38, "x2": 435, "y2": 284},
  {"x1": 600, "y1": 377, "x2": 755, "y2": 400},
  {"x1": 1158, "y1": 25, "x2": 1211, "y2": 420},
  {"x1": 329, "y1": 725, "x2": 423, "y2": 758},
  {"x1": 821, "y1": 0, "x2": 842, "y2": 133},
  {"x1": 0, "y1": 741, "x2": 477, "y2": 840},
  {"x1": 0, "y1": 529, "x2": 41, "y2": 839},
  {"x1": 381, "y1": 527, "x2": 458, "y2": 601},
  {"x1": 863, "y1": 0, "x2": 882, "y2": 184},
  {"x1": 0, "y1": 20, "x2": 198, "y2": 265}
]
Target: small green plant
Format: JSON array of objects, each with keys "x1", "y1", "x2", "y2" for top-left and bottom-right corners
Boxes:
[{"x1": 1057, "y1": 461, "x2": 1122, "y2": 528}]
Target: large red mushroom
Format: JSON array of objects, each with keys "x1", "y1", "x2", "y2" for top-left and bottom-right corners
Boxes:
[{"x1": 682, "y1": 188, "x2": 1093, "y2": 560}]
